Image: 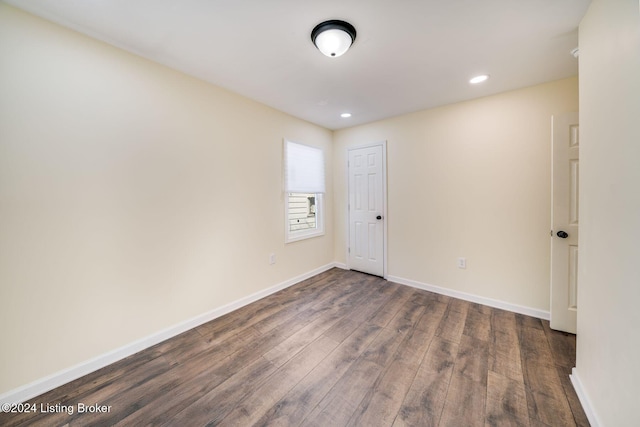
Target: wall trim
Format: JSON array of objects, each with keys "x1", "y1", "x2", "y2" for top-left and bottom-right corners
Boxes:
[
  {"x1": 570, "y1": 367, "x2": 601, "y2": 427},
  {"x1": 387, "y1": 275, "x2": 550, "y2": 320},
  {"x1": 0, "y1": 262, "x2": 341, "y2": 405}
]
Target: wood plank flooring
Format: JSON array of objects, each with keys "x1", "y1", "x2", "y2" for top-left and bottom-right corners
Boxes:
[{"x1": 0, "y1": 269, "x2": 589, "y2": 426}]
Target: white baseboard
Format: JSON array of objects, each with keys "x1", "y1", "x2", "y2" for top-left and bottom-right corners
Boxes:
[
  {"x1": 0, "y1": 262, "x2": 341, "y2": 405},
  {"x1": 387, "y1": 275, "x2": 550, "y2": 320},
  {"x1": 570, "y1": 367, "x2": 601, "y2": 427}
]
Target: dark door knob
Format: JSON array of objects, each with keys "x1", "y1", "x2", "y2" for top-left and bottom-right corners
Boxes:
[
  {"x1": 376, "y1": 215, "x2": 382, "y2": 220},
  {"x1": 556, "y1": 231, "x2": 569, "y2": 238}
]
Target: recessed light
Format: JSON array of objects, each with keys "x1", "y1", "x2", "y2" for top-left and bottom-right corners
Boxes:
[
  {"x1": 469, "y1": 74, "x2": 489, "y2": 84},
  {"x1": 341, "y1": 113, "x2": 352, "y2": 118}
]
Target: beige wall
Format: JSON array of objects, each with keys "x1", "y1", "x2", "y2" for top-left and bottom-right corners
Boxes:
[
  {"x1": 0, "y1": 1, "x2": 590, "y2": 403},
  {"x1": 0, "y1": 4, "x2": 333, "y2": 395},
  {"x1": 334, "y1": 78, "x2": 579, "y2": 312},
  {"x1": 576, "y1": 0, "x2": 640, "y2": 425}
]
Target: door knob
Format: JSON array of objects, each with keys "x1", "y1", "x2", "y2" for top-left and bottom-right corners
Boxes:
[
  {"x1": 556, "y1": 231, "x2": 569, "y2": 238},
  {"x1": 376, "y1": 215, "x2": 382, "y2": 220}
]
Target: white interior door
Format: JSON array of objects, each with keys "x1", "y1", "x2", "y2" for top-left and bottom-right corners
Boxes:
[
  {"x1": 551, "y1": 112, "x2": 579, "y2": 334},
  {"x1": 348, "y1": 144, "x2": 385, "y2": 277}
]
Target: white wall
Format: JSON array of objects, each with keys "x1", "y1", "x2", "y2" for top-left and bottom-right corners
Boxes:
[
  {"x1": 0, "y1": 4, "x2": 333, "y2": 395},
  {"x1": 334, "y1": 78, "x2": 578, "y2": 313},
  {"x1": 575, "y1": 0, "x2": 640, "y2": 425}
]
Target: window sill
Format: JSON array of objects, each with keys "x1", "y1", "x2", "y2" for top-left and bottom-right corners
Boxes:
[{"x1": 285, "y1": 229, "x2": 325, "y2": 243}]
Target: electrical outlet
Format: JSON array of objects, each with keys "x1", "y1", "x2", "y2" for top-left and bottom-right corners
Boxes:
[
  {"x1": 457, "y1": 257, "x2": 466, "y2": 269},
  {"x1": 269, "y1": 253, "x2": 276, "y2": 265}
]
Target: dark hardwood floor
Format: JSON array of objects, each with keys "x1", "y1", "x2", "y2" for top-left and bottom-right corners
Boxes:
[{"x1": 1, "y1": 268, "x2": 589, "y2": 426}]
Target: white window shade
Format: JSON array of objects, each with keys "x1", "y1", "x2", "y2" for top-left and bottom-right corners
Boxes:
[{"x1": 284, "y1": 140, "x2": 325, "y2": 193}]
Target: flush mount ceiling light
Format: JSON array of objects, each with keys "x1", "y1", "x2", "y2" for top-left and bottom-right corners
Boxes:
[
  {"x1": 469, "y1": 74, "x2": 489, "y2": 84},
  {"x1": 340, "y1": 112, "x2": 352, "y2": 118},
  {"x1": 311, "y1": 20, "x2": 357, "y2": 58}
]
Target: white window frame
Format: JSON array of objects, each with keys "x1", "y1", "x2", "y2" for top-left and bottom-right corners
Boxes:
[{"x1": 284, "y1": 140, "x2": 325, "y2": 243}]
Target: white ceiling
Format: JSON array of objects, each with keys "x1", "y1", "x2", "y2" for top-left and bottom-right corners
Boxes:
[{"x1": 4, "y1": 0, "x2": 591, "y2": 130}]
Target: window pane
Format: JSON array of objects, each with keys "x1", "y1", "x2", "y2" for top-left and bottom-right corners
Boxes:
[{"x1": 288, "y1": 193, "x2": 317, "y2": 232}]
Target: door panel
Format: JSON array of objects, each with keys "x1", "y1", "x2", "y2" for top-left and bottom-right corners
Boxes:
[
  {"x1": 348, "y1": 144, "x2": 385, "y2": 277},
  {"x1": 368, "y1": 223, "x2": 377, "y2": 260},
  {"x1": 354, "y1": 221, "x2": 363, "y2": 258},
  {"x1": 551, "y1": 112, "x2": 579, "y2": 333},
  {"x1": 569, "y1": 159, "x2": 579, "y2": 226},
  {"x1": 569, "y1": 245, "x2": 579, "y2": 309}
]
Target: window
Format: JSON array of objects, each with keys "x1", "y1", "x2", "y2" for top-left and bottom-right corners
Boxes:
[{"x1": 284, "y1": 140, "x2": 325, "y2": 242}]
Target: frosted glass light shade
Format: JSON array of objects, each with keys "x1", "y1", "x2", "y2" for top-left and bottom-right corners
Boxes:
[
  {"x1": 315, "y1": 29, "x2": 352, "y2": 57},
  {"x1": 469, "y1": 74, "x2": 489, "y2": 84},
  {"x1": 311, "y1": 20, "x2": 356, "y2": 58}
]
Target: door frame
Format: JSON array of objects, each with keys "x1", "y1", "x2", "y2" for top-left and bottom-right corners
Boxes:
[{"x1": 346, "y1": 141, "x2": 388, "y2": 278}]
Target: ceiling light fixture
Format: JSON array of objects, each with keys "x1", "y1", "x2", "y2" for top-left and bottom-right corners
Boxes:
[
  {"x1": 340, "y1": 113, "x2": 352, "y2": 118},
  {"x1": 311, "y1": 20, "x2": 357, "y2": 58},
  {"x1": 469, "y1": 74, "x2": 489, "y2": 84}
]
